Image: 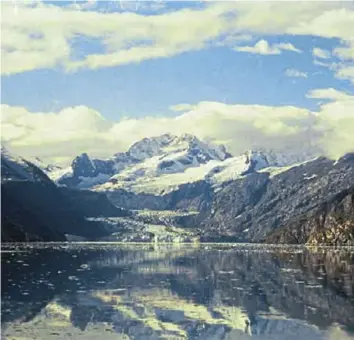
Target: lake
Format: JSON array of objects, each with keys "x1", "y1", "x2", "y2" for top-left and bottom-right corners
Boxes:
[{"x1": 1, "y1": 243, "x2": 354, "y2": 340}]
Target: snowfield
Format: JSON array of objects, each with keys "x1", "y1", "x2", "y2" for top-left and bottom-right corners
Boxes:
[{"x1": 43, "y1": 133, "x2": 315, "y2": 195}]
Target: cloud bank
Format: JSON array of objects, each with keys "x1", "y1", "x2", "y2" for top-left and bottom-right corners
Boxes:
[{"x1": 2, "y1": 89, "x2": 353, "y2": 165}]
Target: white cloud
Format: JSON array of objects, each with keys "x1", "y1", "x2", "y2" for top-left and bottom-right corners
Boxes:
[
  {"x1": 285, "y1": 68, "x2": 308, "y2": 78},
  {"x1": 312, "y1": 47, "x2": 331, "y2": 59},
  {"x1": 2, "y1": 1, "x2": 354, "y2": 74},
  {"x1": 0, "y1": 1, "x2": 234, "y2": 74},
  {"x1": 332, "y1": 40, "x2": 354, "y2": 84},
  {"x1": 312, "y1": 41, "x2": 354, "y2": 84},
  {"x1": 333, "y1": 41, "x2": 354, "y2": 61},
  {"x1": 233, "y1": 39, "x2": 301, "y2": 55},
  {"x1": 307, "y1": 88, "x2": 353, "y2": 101},
  {"x1": 313, "y1": 59, "x2": 336, "y2": 69},
  {"x1": 335, "y1": 65, "x2": 354, "y2": 84},
  {"x1": 3, "y1": 89, "x2": 354, "y2": 165},
  {"x1": 314, "y1": 89, "x2": 354, "y2": 159}
]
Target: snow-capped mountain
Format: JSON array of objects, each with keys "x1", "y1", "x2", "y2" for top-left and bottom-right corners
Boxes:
[
  {"x1": 48, "y1": 133, "x2": 315, "y2": 194},
  {"x1": 127, "y1": 133, "x2": 230, "y2": 163},
  {"x1": 3, "y1": 140, "x2": 353, "y2": 246},
  {"x1": 50, "y1": 133, "x2": 230, "y2": 189},
  {"x1": 1, "y1": 146, "x2": 52, "y2": 184}
]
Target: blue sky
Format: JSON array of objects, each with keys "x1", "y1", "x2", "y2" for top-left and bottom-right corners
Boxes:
[
  {"x1": 2, "y1": 35, "x2": 351, "y2": 119},
  {"x1": 1, "y1": 1, "x2": 354, "y2": 163}
]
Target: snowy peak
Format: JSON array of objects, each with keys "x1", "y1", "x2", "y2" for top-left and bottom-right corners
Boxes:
[
  {"x1": 173, "y1": 133, "x2": 230, "y2": 162},
  {"x1": 72, "y1": 153, "x2": 97, "y2": 177},
  {"x1": 1, "y1": 147, "x2": 52, "y2": 183},
  {"x1": 127, "y1": 133, "x2": 176, "y2": 161},
  {"x1": 100, "y1": 147, "x2": 287, "y2": 195},
  {"x1": 244, "y1": 150, "x2": 269, "y2": 167},
  {"x1": 113, "y1": 134, "x2": 231, "y2": 179},
  {"x1": 49, "y1": 133, "x2": 315, "y2": 194},
  {"x1": 51, "y1": 133, "x2": 231, "y2": 188},
  {"x1": 126, "y1": 133, "x2": 229, "y2": 163},
  {"x1": 246, "y1": 147, "x2": 317, "y2": 168}
]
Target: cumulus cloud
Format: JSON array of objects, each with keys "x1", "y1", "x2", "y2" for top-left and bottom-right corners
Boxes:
[
  {"x1": 2, "y1": 1, "x2": 354, "y2": 74},
  {"x1": 285, "y1": 68, "x2": 308, "y2": 78},
  {"x1": 233, "y1": 40, "x2": 301, "y2": 55},
  {"x1": 3, "y1": 88, "x2": 353, "y2": 165},
  {"x1": 314, "y1": 90, "x2": 354, "y2": 159}
]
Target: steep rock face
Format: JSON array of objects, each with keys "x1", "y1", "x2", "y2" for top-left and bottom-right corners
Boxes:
[
  {"x1": 205, "y1": 173, "x2": 270, "y2": 236},
  {"x1": 58, "y1": 153, "x2": 114, "y2": 188},
  {"x1": 202, "y1": 154, "x2": 354, "y2": 242},
  {"x1": 1, "y1": 149, "x2": 111, "y2": 242},
  {"x1": 72, "y1": 153, "x2": 98, "y2": 178},
  {"x1": 265, "y1": 186, "x2": 354, "y2": 245}
]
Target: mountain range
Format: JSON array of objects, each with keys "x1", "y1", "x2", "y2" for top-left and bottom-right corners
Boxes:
[{"x1": 1, "y1": 134, "x2": 353, "y2": 245}]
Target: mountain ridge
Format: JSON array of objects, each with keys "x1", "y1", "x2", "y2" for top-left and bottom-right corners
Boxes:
[{"x1": 47, "y1": 134, "x2": 314, "y2": 195}]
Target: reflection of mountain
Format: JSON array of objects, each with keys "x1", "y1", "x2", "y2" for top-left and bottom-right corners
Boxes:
[{"x1": 2, "y1": 245, "x2": 354, "y2": 339}]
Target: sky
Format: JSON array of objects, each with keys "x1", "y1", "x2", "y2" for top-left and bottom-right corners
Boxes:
[{"x1": 1, "y1": 0, "x2": 354, "y2": 165}]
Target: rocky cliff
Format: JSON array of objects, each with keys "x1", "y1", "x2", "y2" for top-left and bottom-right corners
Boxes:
[{"x1": 265, "y1": 186, "x2": 354, "y2": 245}]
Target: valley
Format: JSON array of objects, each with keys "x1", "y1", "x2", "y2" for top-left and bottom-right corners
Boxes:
[{"x1": 2, "y1": 134, "x2": 353, "y2": 245}]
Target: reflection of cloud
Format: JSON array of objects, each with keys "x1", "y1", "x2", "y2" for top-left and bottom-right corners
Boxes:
[
  {"x1": 327, "y1": 325, "x2": 354, "y2": 340},
  {"x1": 3, "y1": 246, "x2": 354, "y2": 340},
  {"x1": 92, "y1": 288, "x2": 250, "y2": 336},
  {"x1": 2, "y1": 300, "x2": 120, "y2": 340}
]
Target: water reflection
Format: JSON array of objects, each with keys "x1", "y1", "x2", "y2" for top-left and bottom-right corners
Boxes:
[{"x1": 1, "y1": 244, "x2": 354, "y2": 339}]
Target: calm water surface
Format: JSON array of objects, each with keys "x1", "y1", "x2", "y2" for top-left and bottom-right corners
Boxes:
[{"x1": 1, "y1": 243, "x2": 354, "y2": 340}]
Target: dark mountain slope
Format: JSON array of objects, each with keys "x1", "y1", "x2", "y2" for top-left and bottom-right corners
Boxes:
[
  {"x1": 200, "y1": 154, "x2": 354, "y2": 243},
  {"x1": 58, "y1": 187, "x2": 131, "y2": 218},
  {"x1": 2, "y1": 181, "x2": 109, "y2": 241},
  {"x1": 1, "y1": 148, "x2": 124, "y2": 242}
]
